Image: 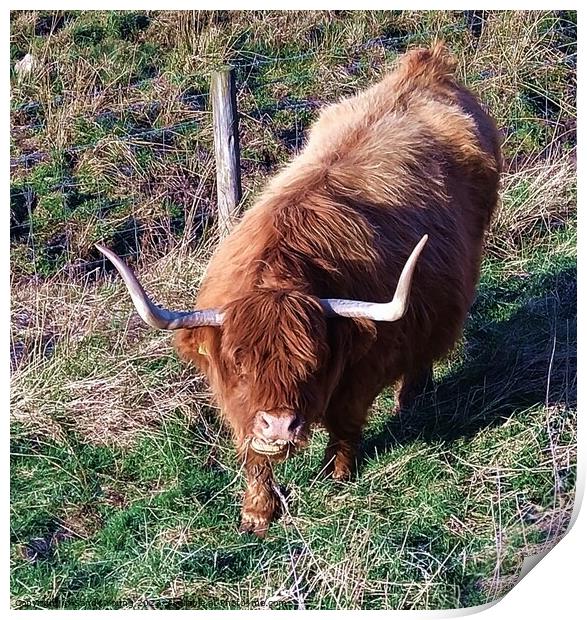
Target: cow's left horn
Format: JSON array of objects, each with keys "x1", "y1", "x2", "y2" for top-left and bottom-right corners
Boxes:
[
  {"x1": 319, "y1": 235, "x2": 428, "y2": 322},
  {"x1": 96, "y1": 244, "x2": 224, "y2": 329}
]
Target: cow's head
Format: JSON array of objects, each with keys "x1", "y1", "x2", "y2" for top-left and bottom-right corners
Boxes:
[
  {"x1": 203, "y1": 289, "x2": 330, "y2": 458},
  {"x1": 95, "y1": 235, "x2": 427, "y2": 458}
]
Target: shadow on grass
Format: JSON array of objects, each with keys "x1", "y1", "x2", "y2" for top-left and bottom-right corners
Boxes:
[{"x1": 362, "y1": 262, "x2": 576, "y2": 456}]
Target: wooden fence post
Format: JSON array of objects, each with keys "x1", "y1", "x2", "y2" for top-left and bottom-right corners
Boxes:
[{"x1": 211, "y1": 68, "x2": 242, "y2": 238}]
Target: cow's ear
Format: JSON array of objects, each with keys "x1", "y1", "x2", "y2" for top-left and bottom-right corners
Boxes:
[{"x1": 173, "y1": 326, "x2": 215, "y2": 369}]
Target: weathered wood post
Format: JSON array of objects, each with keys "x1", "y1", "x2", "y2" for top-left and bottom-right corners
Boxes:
[{"x1": 211, "y1": 67, "x2": 242, "y2": 238}]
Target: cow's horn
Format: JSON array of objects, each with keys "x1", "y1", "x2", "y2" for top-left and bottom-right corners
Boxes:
[
  {"x1": 319, "y1": 235, "x2": 428, "y2": 322},
  {"x1": 96, "y1": 244, "x2": 224, "y2": 329}
]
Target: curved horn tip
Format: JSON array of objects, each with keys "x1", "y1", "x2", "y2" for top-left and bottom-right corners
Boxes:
[{"x1": 409, "y1": 234, "x2": 429, "y2": 260}]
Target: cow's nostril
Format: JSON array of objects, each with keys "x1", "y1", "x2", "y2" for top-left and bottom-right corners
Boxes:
[
  {"x1": 288, "y1": 415, "x2": 300, "y2": 432},
  {"x1": 257, "y1": 410, "x2": 300, "y2": 441}
]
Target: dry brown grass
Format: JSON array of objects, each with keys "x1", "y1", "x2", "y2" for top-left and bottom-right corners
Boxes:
[
  {"x1": 10, "y1": 235, "x2": 221, "y2": 447},
  {"x1": 488, "y1": 150, "x2": 576, "y2": 263}
]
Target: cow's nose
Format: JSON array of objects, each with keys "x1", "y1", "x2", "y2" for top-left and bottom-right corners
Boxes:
[{"x1": 256, "y1": 410, "x2": 300, "y2": 442}]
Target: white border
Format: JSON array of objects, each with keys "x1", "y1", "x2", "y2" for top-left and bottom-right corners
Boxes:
[{"x1": 5, "y1": 4, "x2": 582, "y2": 617}]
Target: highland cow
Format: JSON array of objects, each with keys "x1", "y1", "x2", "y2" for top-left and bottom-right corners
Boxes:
[{"x1": 97, "y1": 43, "x2": 501, "y2": 536}]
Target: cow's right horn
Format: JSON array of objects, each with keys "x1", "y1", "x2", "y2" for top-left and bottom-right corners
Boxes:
[{"x1": 96, "y1": 244, "x2": 224, "y2": 329}]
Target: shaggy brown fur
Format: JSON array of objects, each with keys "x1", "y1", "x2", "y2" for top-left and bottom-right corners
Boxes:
[{"x1": 175, "y1": 43, "x2": 501, "y2": 536}]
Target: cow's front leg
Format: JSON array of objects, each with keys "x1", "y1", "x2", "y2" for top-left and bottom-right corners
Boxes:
[
  {"x1": 322, "y1": 366, "x2": 386, "y2": 481},
  {"x1": 323, "y1": 430, "x2": 362, "y2": 481},
  {"x1": 323, "y1": 400, "x2": 370, "y2": 481},
  {"x1": 239, "y1": 453, "x2": 279, "y2": 537}
]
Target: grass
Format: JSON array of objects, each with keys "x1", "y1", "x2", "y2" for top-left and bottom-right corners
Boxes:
[{"x1": 10, "y1": 10, "x2": 576, "y2": 610}]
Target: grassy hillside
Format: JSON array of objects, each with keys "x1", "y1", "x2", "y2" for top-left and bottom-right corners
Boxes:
[{"x1": 10, "y1": 10, "x2": 576, "y2": 610}]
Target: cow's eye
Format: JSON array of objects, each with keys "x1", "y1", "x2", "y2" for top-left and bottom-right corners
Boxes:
[{"x1": 235, "y1": 362, "x2": 248, "y2": 378}]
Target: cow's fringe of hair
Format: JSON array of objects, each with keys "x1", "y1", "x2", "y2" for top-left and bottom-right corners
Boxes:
[{"x1": 222, "y1": 288, "x2": 329, "y2": 410}]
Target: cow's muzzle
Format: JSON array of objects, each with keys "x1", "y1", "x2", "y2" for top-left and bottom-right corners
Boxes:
[{"x1": 250, "y1": 409, "x2": 301, "y2": 455}]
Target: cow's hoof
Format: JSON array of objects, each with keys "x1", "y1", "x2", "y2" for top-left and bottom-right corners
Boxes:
[
  {"x1": 239, "y1": 513, "x2": 270, "y2": 538},
  {"x1": 332, "y1": 464, "x2": 352, "y2": 482},
  {"x1": 320, "y1": 456, "x2": 353, "y2": 481}
]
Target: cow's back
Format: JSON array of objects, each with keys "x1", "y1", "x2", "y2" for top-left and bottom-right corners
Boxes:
[
  {"x1": 295, "y1": 43, "x2": 501, "y2": 377},
  {"x1": 184, "y1": 43, "x2": 501, "y2": 383}
]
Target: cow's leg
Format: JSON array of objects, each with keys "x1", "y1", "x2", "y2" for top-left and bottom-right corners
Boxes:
[
  {"x1": 323, "y1": 425, "x2": 364, "y2": 481},
  {"x1": 393, "y1": 365, "x2": 434, "y2": 413},
  {"x1": 322, "y1": 373, "x2": 384, "y2": 481},
  {"x1": 239, "y1": 454, "x2": 279, "y2": 537}
]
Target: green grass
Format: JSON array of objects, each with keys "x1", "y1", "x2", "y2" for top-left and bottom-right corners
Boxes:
[{"x1": 10, "y1": 9, "x2": 576, "y2": 610}]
